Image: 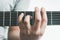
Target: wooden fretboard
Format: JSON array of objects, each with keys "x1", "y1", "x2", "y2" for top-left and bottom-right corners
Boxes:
[{"x1": 0, "y1": 11, "x2": 60, "y2": 26}]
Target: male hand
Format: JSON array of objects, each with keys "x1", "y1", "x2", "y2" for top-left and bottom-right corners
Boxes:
[
  {"x1": 18, "y1": 7, "x2": 47, "y2": 40},
  {"x1": 8, "y1": 7, "x2": 47, "y2": 40}
]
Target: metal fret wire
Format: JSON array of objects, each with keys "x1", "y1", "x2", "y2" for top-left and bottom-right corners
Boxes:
[
  {"x1": 51, "y1": 11, "x2": 52, "y2": 25},
  {"x1": 10, "y1": 11, "x2": 11, "y2": 26},
  {"x1": 17, "y1": 11, "x2": 18, "y2": 25},
  {"x1": 3, "y1": 11, "x2": 5, "y2": 27}
]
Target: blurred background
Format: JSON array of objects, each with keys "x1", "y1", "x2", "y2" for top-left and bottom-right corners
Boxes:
[{"x1": 0, "y1": 0, "x2": 60, "y2": 40}]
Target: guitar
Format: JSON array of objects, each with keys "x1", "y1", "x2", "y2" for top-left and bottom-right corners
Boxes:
[{"x1": 0, "y1": 11, "x2": 60, "y2": 26}]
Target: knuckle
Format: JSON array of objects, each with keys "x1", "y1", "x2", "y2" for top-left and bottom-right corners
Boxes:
[
  {"x1": 34, "y1": 31, "x2": 44, "y2": 36},
  {"x1": 36, "y1": 19, "x2": 41, "y2": 22},
  {"x1": 33, "y1": 31, "x2": 43, "y2": 36},
  {"x1": 24, "y1": 21, "x2": 28, "y2": 25},
  {"x1": 42, "y1": 18, "x2": 48, "y2": 22},
  {"x1": 40, "y1": 33, "x2": 43, "y2": 36},
  {"x1": 40, "y1": 30, "x2": 45, "y2": 36}
]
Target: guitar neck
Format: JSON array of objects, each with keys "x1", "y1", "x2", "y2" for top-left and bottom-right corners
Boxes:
[{"x1": 0, "y1": 11, "x2": 60, "y2": 26}]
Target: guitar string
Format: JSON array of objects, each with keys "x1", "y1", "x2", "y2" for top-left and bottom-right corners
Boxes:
[
  {"x1": 4, "y1": 11, "x2": 60, "y2": 26},
  {"x1": 1, "y1": 11, "x2": 60, "y2": 26}
]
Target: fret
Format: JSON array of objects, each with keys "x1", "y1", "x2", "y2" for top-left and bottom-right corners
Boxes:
[
  {"x1": 17, "y1": 11, "x2": 18, "y2": 25},
  {"x1": 0, "y1": 11, "x2": 60, "y2": 26},
  {"x1": 10, "y1": 11, "x2": 11, "y2": 26},
  {"x1": 52, "y1": 11, "x2": 60, "y2": 25},
  {"x1": 5, "y1": 12, "x2": 10, "y2": 26},
  {"x1": 0, "y1": 12, "x2": 3, "y2": 26},
  {"x1": 11, "y1": 11, "x2": 17, "y2": 26},
  {"x1": 3, "y1": 11, "x2": 5, "y2": 27},
  {"x1": 51, "y1": 11, "x2": 52, "y2": 25},
  {"x1": 47, "y1": 11, "x2": 51, "y2": 25}
]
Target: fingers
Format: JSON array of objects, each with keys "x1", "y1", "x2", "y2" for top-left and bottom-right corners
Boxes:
[
  {"x1": 18, "y1": 7, "x2": 47, "y2": 36},
  {"x1": 24, "y1": 15, "x2": 31, "y2": 34},
  {"x1": 18, "y1": 13, "x2": 24, "y2": 24},
  {"x1": 18, "y1": 13, "x2": 31, "y2": 34},
  {"x1": 40, "y1": 8, "x2": 47, "y2": 34},
  {"x1": 33, "y1": 7, "x2": 41, "y2": 34},
  {"x1": 33, "y1": 7, "x2": 47, "y2": 36},
  {"x1": 41, "y1": 7, "x2": 47, "y2": 22},
  {"x1": 18, "y1": 13, "x2": 25, "y2": 34}
]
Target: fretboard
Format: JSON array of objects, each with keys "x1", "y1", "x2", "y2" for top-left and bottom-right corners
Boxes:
[{"x1": 0, "y1": 11, "x2": 60, "y2": 26}]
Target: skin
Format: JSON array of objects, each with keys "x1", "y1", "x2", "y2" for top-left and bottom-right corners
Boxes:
[
  {"x1": 8, "y1": 7, "x2": 47, "y2": 40},
  {"x1": 8, "y1": 26, "x2": 20, "y2": 40}
]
